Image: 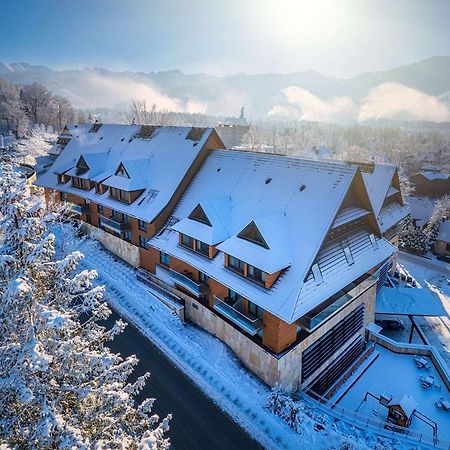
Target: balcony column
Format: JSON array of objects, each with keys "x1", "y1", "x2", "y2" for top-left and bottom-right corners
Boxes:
[{"x1": 262, "y1": 311, "x2": 297, "y2": 354}]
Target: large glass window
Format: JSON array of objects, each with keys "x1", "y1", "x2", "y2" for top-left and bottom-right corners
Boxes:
[
  {"x1": 199, "y1": 272, "x2": 208, "y2": 284},
  {"x1": 97, "y1": 204, "x2": 104, "y2": 214},
  {"x1": 195, "y1": 239, "x2": 209, "y2": 256},
  {"x1": 228, "y1": 255, "x2": 245, "y2": 274},
  {"x1": 123, "y1": 231, "x2": 131, "y2": 242},
  {"x1": 110, "y1": 187, "x2": 119, "y2": 199},
  {"x1": 248, "y1": 301, "x2": 263, "y2": 318},
  {"x1": 228, "y1": 289, "x2": 244, "y2": 306},
  {"x1": 181, "y1": 233, "x2": 194, "y2": 248},
  {"x1": 139, "y1": 236, "x2": 148, "y2": 249},
  {"x1": 138, "y1": 219, "x2": 147, "y2": 232},
  {"x1": 160, "y1": 251, "x2": 170, "y2": 266},
  {"x1": 247, "y1": 264, "x2": 266, "y2": 284}
]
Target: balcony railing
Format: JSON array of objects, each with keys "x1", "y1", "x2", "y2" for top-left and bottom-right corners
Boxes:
[
  {"x1": 70, "y1": 203, "x2": 89, "y2": 215},
  {"x1": 299, "y1": 275, "x2": 376, "y2": 332},
  {"x1": 213, "y1": 295, "x2": 263, "y2": 336},
  {"x1": 169, "y1": 269, "x2": 208, "y2": 297},
  {"x1": 99, "y1": 215, "x2": 129, "y2": 232}
]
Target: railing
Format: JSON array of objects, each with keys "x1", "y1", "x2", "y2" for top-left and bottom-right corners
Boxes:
[
  {"x1": 99, "y1": 215, "x2": 129, "y2": 232},
  {"x1": 70, "y1": 203, "x2": 89, "y2": 215},
  {"x1": 303, "y1": 388, "x2": 450, "y2": 450},
  {"x1": 299, "y1": 276, "x2": 376, "y2": 332},
  {"x1": 169, "y1": 269, "x2": 208, "y2": 297},
  {"x1": 213, "y1": 295, "x2": 263, "y2": 336}
]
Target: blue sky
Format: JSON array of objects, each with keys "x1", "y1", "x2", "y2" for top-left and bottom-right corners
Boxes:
[{"x1": 1, "y1": 0, "x2": 450, "y2": 77}]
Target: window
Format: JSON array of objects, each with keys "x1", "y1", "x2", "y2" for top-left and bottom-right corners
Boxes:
[
  {"x1": 228, "y1": 289, "x2": 244, "y2": 306},
  {"x1": 247, "y1": 264, "x2": 266, "y2": 284},
  {"x1": 138, "y1": 220, "x2": 147, "y2": 232},
  {"x1": 139, "y1": 235, "x2": 148, "y2": 249},
  {"x1": 160, "y1": 251, "x2": 170, "y2": 266},
  {"x1": 59, "y1": 192, "x2": 67, "y2": 202},
  {"x1": 248, "y1": 301, "x2": 263, "y2": 319},
  {"x1": 110, "y1": 187, "x2": 119, "y2": 199},
  {"x1": 188, "y1": 204, "x2": 211, "y2": 226},
  {"x1": 115, "y1": 163, "x2": 129, "y2": 178},
  {"x1": 181, "y1": 233, "x2": 194, "y2": 248},
  {"x1": 119, "y1": 190, "x2": 130, "y2": 203},
  {"x1": 343, "y1": 246, "x2": 354, "y2": 265},
  {"x1": 97, "y1": 204, "x2": 104, "y2": 214},
  {"x1": 228, "y1": 255, "x2": 245, "y2": 274},
  {"x1": 195, "y1": 239, "x2": 209, "y2": 256},
  {"x1": 199, "y1": 272, "x2": 208, "y2": 284},
  {"x1": 123, "y1": 231, "x2": 131, "y2": 242},
  {"x1": 237, "y1": 221, "x2": 269, "y2": 249}
]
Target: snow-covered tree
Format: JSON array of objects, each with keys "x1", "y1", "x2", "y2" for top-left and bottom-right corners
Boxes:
[
  {"x1": 399, "y1": 216, "x2": 428, "y2": 255},
  {"x1": 0, "y1": 157, "x2": 170, "y2": 449}
]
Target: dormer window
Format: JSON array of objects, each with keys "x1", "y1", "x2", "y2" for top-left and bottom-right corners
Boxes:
[
  {"x1": 188, "y1": 204, "x2": 212, "y2": 226},
  {"x1": 115, "y1": 163, "x2": 130, "y2": 178},
  {"x1": 228, "y1": 255, "x2": 245, "y2": 274},
  {"x1": 76, "y1": 156, "x2": 90, "y2": 176},
  {"x1": 237, "y1": 221, "x2": 269, "y2": 249},
  {"x1": 248, "y1": 264, "x2": 266, "y2": 284}
]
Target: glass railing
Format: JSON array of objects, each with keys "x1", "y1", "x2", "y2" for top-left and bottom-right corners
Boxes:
[
  {"x1": 299, "y1": 275, "x2": 376, "y2": 332},
  {"x1": 70, "y1": 204, "x2": 88, "y2": 215},
  {"x1": 99, "y1": 216, "x2": 128, "y2": 232},
  {"x1": 213, "y1": 295, "x2": 263, "y2": 336},
  {"x1": 170, "y1": 269, "x2": 206, "y2": 297}
]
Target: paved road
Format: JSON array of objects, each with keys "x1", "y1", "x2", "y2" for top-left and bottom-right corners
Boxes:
[{"x1": 104, "y1": 313, "x2": 263, "y2": 450}]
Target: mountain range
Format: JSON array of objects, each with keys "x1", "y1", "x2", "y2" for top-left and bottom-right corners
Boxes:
[{"x1": 1, "y1": 57, "x2": 450, "y2": 122}]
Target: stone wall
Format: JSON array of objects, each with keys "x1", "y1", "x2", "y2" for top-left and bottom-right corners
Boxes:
[{"x1": 82, "y1": 223, "x2": 140, "y2": 267}]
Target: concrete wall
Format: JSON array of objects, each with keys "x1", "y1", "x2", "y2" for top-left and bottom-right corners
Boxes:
[{"x1": 82, "y1": 223, "x2": 140, "y2": 267}]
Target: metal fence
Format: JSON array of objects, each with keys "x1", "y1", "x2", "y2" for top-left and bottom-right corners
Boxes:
[{"x1": 303, "y1": 388, "x2": 450, "y2": 449}]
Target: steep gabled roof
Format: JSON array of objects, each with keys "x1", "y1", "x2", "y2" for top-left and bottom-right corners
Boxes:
[
  {"x1": 150, "y1": 150, "x2": 395, "y2": 323},
  {"x1": 36, "y1": 124, "x2": 222, "y2": 221}
]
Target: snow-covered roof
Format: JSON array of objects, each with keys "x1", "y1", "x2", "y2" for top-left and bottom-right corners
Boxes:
[
  {"x1": 376, "y1": 286, "x2": 447, "y2": 316},
  {"x1": 151, "y1": 150, "x2": 397, "y2": 323},
  {"x1": 407, "y1": 197, "x2": 435, "y2": 227},
  {"x1": 420, "y1": 172, "x2": 450, "y2": 181},
  {"x1": 35, "y1": 124, "x2": 220, "y2": 222},
  {"x1": 437, "y1": 221, "x2": 450, "y2": 242},
  {"x1": 172, "y1": 198, "x2": 232, "y2": 246},
  {"x1": 361, "y1": 164, "x2": 408, "y2": 232},
  {"x1": 389, "y1": 394, "x2": 417, "y2": 417}
]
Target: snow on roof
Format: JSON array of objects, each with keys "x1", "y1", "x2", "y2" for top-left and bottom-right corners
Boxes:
[
  {"x1": 378, "y1": 202, "x2": 409, "y2": 233},
  {"x1": 35, "y1": 124, "x2": 218, "y2": 222},
  {"x1": 389, "y1": 394, "x2": 417, "y2": 417},
  {"x1": 217, "y1": 213, "x2": 291, "y2": 274},
  {"x1": 172, "y1": 197, "x2": 232, "y2": 246},
  {"x1": 362, "y1": 165, "x2": 396, "y2": 217},
  {"x1": 151, "y1": 150, "x2": 396, "y2": 323},
  {"x1": 420, "y1": 172, "x2": 450, "y2": 181},
  {"x1": 376, "y1": 286, "x2": 447, "y2": 316},
  {"x1": 437, "y1": 221, "x2": 450, "y2": 242},
  {"x1": 407, "y1": 197, "x2": 435, "y2": 227}
]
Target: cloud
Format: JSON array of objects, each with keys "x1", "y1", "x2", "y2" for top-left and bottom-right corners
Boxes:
[
  {"x1": 358, "y1": 82, "x2": 450, "y2": 122},
  {"x1": 268, "y1": 86, "x2": 356, "y2": 122},
  {"x1": 270, "y1": 83, "x2": 450, "y2": 123},
  {"x1": 73, "y1": 71, "x2": 206, "y2": 113}
]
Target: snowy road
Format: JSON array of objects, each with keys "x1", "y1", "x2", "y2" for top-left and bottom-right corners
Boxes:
[{"x1": 103, "y1": 312, "x2": 262, "y2": 450}]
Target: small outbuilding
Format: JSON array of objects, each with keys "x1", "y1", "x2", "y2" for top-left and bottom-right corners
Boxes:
[
  {"x1": 387, "y1": 394, "x2": 417, "y2": 427},
  {"x1": 434, "y1": 221, "x2": 450, "y2": 257}
]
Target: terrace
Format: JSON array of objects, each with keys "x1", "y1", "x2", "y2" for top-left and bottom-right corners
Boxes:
[{"x1": 99, "y1": 215, "x2": 129, "y2": 232}]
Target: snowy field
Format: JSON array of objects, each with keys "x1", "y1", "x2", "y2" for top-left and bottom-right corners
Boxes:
[
  {"x1": 52, "y1": 223, "x2": 404, "y2": 450},
  {"x1": 336, "y1": 345, "x2": 450, "y2": 441}
]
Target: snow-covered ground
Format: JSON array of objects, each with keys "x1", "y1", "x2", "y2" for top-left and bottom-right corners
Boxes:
[
  {"x1": 336, "y1": 345, "x2": 450, "y2": 441},
  {"x1": 398, "y1": 253, "x2": 450, "y2": 367},
  {"x1": 52, "y1": 223, "x2": 404, "y2": 450},
  {"x1": 10, "y1": 126, "x2": 56, "y2": 166}
]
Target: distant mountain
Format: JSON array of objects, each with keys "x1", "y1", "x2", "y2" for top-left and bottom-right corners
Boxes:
[{"x1": 1, "y1": 57, "x2": 450, "y2": 120}]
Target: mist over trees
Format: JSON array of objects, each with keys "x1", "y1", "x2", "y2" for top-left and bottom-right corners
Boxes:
[{"x1": 0, "y1": 78, "x2": 75, "y2": 136}]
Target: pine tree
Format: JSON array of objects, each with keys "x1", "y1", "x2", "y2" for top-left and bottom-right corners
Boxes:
[{"x1": 0, "y1": 158, "x2": 170, "y2": 449}]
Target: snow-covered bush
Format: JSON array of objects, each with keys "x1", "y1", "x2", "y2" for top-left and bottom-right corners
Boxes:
[
  {"x1": 0, "y1": 157, "x2": 171, "y2": 449},
  {"x1": 398, "y1": 216, "x2": 429, "y2": 255}
]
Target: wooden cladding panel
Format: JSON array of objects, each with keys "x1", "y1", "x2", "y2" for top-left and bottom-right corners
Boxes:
[{"x1": 262, "y1": 311, "x2": 297, "y2": 354}]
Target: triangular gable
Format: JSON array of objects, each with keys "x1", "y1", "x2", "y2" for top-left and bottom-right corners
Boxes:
[
  {"x1": 188, "y1": 204, "x2": 212, "y2": 226},
  {"x1": 76, "y1": 155, "x2": 90, "y2": 175},
  {"x1": 115, "y1": 162, "x2": 130, "y2": 178},
  {"x1": 237, "y1": 221, "x2": 269, "y2": 249}
]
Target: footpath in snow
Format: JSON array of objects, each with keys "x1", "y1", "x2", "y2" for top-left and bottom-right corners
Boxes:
[{"x1": 55, "y1": 225, "x2": 402, "y2": 450}]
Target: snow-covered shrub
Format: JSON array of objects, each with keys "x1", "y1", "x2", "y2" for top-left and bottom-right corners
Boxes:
[{"x1": 0, "y1": 157, "x2": 170, "y2": 449}]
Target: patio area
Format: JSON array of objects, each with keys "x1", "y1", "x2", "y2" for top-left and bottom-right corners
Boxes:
[{"x1": 335, "y1": 345, "x2": 450, "y2": 440}]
